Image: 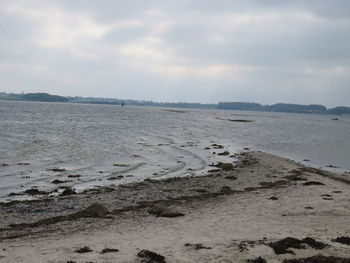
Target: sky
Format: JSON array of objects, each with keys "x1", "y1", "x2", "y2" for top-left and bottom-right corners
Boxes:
[{"x1": 0, "y1": 0, "x2": 349, "y2": 107}]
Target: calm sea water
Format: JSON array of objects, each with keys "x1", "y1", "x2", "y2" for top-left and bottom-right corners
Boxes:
[{"x1": 1, "y1": 100, "x2": 349, "y2": 201}]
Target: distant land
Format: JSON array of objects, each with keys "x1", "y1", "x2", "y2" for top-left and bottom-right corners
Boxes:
[{"x1": 0, "y1": 92, "x2": 349, "y2": 115}]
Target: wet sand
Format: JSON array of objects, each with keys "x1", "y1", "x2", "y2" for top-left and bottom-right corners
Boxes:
[{"x1": 0, "y1": 151, "x2": 349, "y2": 263}]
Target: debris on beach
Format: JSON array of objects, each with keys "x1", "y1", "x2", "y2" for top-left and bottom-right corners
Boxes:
[
  {"x1": 74, "y1": 246, "x2": 93, "y2": 253},
  {"x1": 268, "y1": 237, "x2": 305, "y2": 254},
  {"x1": 100, "y1": 248, "x2": 119, "y2": 254},
  {"x1": 113, "y1": 163, "x2": 130, "y2": 167},
  {"x1": 332, "y1": 236, "x2": 350, "y2": 245},
  {"x1": 302, "y1": 237, "x2": 328, "y2": 249},
  {"x1": 107, "y1": 175, "x2": 124, "y2": 180},
  {"x1": 327, "y1": 164, "x2": 338, "y2": 168},
  {"x1": 220, "y1": 186, "x2": 234, "y2": 194},
  {"x1": 216, "y1": 117, "x2": 254, "y2": 122},
  {"x1": 51, "y1": 179, "x2": 71, "y2": 184},
  {"x1": 247, "y1": 257, "x2": 267, "y2": 263},
  {"x1": 67, "y1": 174, "x2": 81, "y2": 178},
  {"x1": 211, "y1": 143, "x2": 224, "y2": 149},
  {"x1": 282, "y1": 255, "x2": 350, "y2": 263},
  {"x1": 218, "y1": 151, "x2": 230, "y2": 156},
  {"x1": 268, "y1": 237, "x2": 327, "y2": 255},
  {"x1": 17, "y1": 162, "x2": 30, "y2": 165},
  {"x1": 184, "y1": 243, "x2": 212, "y2": 250},
  {"x1": 137, "y1": 249, "x2": 166, "y2": 263},
  {"x1": 148, "y1": 204, "x2": 184, "y2": 217}
]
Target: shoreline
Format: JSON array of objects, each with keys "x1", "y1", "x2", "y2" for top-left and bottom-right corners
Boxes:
[{"x1": 0, "y1": 151, "x2": 349, "y2": 262}]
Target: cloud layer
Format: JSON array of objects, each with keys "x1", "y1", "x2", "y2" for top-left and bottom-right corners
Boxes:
[{"x1": 1, "y1": 0, "x2": 349, "y2": 106}]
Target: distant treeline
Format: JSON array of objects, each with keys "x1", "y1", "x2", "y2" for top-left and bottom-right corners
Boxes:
[
  {"x1": 217, "y1": 102, "x2": 349, "y2": 114},
  {"x1": 1, "y1": 92, "x2": 349, "y2": 114},
  {"x1": 22, "y1": 93, "x2": 69, "y2": 102}
]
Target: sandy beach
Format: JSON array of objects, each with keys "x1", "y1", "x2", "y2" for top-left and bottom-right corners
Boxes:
[{"x1": 0, "y1": 151, "x2": 349, "y2": 263}]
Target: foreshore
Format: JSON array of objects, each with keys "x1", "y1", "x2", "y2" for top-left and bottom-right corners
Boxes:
[{"x1": 0, "y1": 151, "x2": 349, "y2": 263}]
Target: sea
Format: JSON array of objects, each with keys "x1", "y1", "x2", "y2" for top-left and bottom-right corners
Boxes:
[{"x1": 1, "y1": 100, "x2": 349, "y2": 202}]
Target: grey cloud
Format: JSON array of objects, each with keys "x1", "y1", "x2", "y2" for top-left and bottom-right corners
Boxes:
[{"x1": 0, "y1": 0, "x2": 349, "y2": 107}]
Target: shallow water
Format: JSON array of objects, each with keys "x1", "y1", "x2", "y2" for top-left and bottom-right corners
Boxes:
[{"x1": 0, "y1": 100, "x2": 349, "y2": 201}]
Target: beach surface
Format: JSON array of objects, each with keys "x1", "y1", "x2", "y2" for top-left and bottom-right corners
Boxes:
[{"x1": 0, "y1": 151, "x2": 349, "y2": 263}]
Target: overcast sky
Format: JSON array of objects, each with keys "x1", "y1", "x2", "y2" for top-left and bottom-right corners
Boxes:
[{"x1": 1, "y1": 0, "x2": 349, "y2": 106}]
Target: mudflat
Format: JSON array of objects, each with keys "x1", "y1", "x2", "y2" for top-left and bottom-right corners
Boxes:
[{"x1": 0, "y1": 151, "x2": 349, "y2": 263}]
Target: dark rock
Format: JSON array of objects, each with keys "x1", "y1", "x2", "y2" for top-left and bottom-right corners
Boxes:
[
  {"x1": 218, "y1": 151, "x2": 230, "y2": 156},
  {"x1": 247, "y1": 257, "x2": 267, "y2": 263},
  {"x1": 67, "y1": 174, "x2": 81, "y2": 178},
  {"x1": 305, "y1": 206, "x2": 314, "y2": 209},
  {"x1": 17, "y1": 162, "x2": 30, "y2": 165},
  {"x1": 49, "y1": 168, "x2": 66, "y2": 172},
  {"x1": 269, "y1": 196, "x2": 279, "y2": 200},
  {"x1": 184, "y1": 243, "x2": 212, "y2": 250},
  {"x1": 60, "y1": 188, "x2": 76, "y2": 196},
  {"x1": 220, "y1": 186, "x2": 234, "y2": 194},
  {"x1": 51, "y1": 179, "x2": 70, "y2": 184},
  {"x1": 113, "y1": 163, "x2": 129, "y2": 167},
  {"x1": 100, "y1": 248, "x2": 119, "y2": 254},
  {"x1": 159, "y1": 210, "x2": 184, "y2": 218},
  {"x1": 301, "y1": 237, "x2": 328, "y2": 249},
  {"x1": 195, "y1": 189, "x2": 208, "y2": 193},
  {"x1": 282, "y1": 255, "x2": 350, "y2": 263},
  {"x1": 74, "y1": 246, "x2": 92, "y2": 253},
  {"x1": 303, "y1": 181, "x2": 325, "y2": 186},
  {"x1": 268, "y1": 237, "x2": 305, "y2": 254},
  {"x1": 225, "y1": 175, "x2": 237, "y2": 180},
  {"x1": 228, "y1": 119, "x2": 254, "y2": 122},
  {"x1": 137, "y1": 249, "x2": 166, "y2": 263},
  {"x1": 327, "y1": 165, "x2": 338, "y2": 168},
  {"x1": 83, "y1": 203, "x2": 109, "y2": 217},
  {"x1": 211, "y1": 144, "x2": 224, "y2": 149},
  {"x1": 268, "y1": 237, "x2": 328, "y2": 255},
  {"x1": 332, "y1": 236, "x2": 350, "y2": 245},
  {"x1": 107, "y1": 175, "x2": 124, "y2": 180}
]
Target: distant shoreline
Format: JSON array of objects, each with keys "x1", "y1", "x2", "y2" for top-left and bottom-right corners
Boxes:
[{"x1": 1, "y1": 92, "x2": 350, "y2": 115}]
